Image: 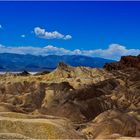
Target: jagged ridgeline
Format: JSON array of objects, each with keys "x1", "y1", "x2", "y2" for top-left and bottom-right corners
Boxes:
[{"x1": 0, "y1": 55, "x2": 140, "y2": 139}]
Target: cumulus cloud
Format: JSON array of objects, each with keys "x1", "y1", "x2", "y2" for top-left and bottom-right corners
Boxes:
[
  {"x1": 82, "y1": 44, "x2": 140, "y2": 60},
  {"x1": 64, "y1": 35, "x2": 72, "y2": 40},
  {"x1": 21, "y1": 34, "x2": 25, "y2": 38},
  {"x1": 0, "y1": 44, "x2": 139, "y2": 60},
  {"x1": 0, "y1": 44, "x2": 71, "y2": 56},
  {"x1": 34, "y1": 27, "x2": 72, "y2": 40}
]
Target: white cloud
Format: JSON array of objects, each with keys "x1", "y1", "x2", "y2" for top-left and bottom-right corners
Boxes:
[
  {"x1": 34, "y1": 27, "x2": 72, "y2": 40},
  {"x1": 21, "y1": 34, "x2": 25, "y2": 38},
  {"x1": 64, "y1": 35, "x2": 72, "y2": 40},
  {"x1": 0, "y1": 44, "x2": 139, "y2": 60},
  {"x1": 81, "y1": 44, "x2": 140, "y2": 60},
  {"x1": 0, "y1": 25, "x2": 2, "y2": 29}
]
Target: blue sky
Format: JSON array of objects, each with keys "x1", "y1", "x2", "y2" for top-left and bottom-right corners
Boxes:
[{"x1": 0, "y1": 1, "x2": 140, "y2": 60}]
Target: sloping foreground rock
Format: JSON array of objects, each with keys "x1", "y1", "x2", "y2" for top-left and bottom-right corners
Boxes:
[
  {"x1": 0, "y1": 133, "x2": 31, "y2": 139},
  {"x1": 82, "y1": 110, "x2": 140, "y2": 139},
  {"x1": 0, "y1": 112, "x2": 84, "y2": 139}
]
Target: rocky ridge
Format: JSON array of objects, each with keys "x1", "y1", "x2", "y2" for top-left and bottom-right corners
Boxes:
[
  {"x1": 104, "y1": 54, "x2": 140, "y2": 71},
  {"x1": 0, "y1": 55, "x2": 140, "y2": 139}
]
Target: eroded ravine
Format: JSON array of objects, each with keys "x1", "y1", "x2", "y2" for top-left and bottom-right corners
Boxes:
[{"x1": 0, "y1": 55, "x2": 140, "y2": 139}]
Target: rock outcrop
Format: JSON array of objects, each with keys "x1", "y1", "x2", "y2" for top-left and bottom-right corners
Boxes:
[
  {"x1": 82, "y1": 110, "x2": 140, "y2": 139},
  {"x1": 0, "y1": 112, "x2": 84, "y2": 139},
  {"x1": 0, "y1": 59, "x2": 140, "y2": 139},
  {"x1": 104, "y1": 54, "x2": 140, "y2": 71}
]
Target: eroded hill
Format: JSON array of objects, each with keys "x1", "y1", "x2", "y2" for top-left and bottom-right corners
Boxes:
[{"x1": 0, "y1": 56, "x2": 140, "y2": 139}]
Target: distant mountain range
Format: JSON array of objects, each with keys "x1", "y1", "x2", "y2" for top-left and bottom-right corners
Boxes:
[{"x1": 0, "y1": 53, "x2": 115, "y2": 71}]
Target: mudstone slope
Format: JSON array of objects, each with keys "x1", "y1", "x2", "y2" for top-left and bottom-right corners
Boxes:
[{"x1": 0, "y1": 55, "x2": 140, "y2": 139}]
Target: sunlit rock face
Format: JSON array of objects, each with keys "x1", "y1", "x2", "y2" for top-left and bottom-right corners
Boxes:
[
  {"x1": 0, "y1": 112, "x2": 85, "y2": 139},
  {"x1": 82, "y1": 110, "x2": 140, "y2": 139},
  {"x1": 0, "y1": 57, "x2": 140, "y2": 139}
]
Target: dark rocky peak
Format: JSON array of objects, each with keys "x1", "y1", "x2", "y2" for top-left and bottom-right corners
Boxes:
[
  {"x1": 57, "y1": 61, "x2": 73, "y2": 71},
  {"x1": 120, "y1": 55, "x2": 140, "y2": 65},
  {"x1": 104, "y1": 54, "x2": 140, "y2": 71},
  {"x1": 58, "y1": 61, "x2": 69, "y2": 68},
  {"x1": 18, "y1": 70, "x2": 30, "y2": 76}
]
